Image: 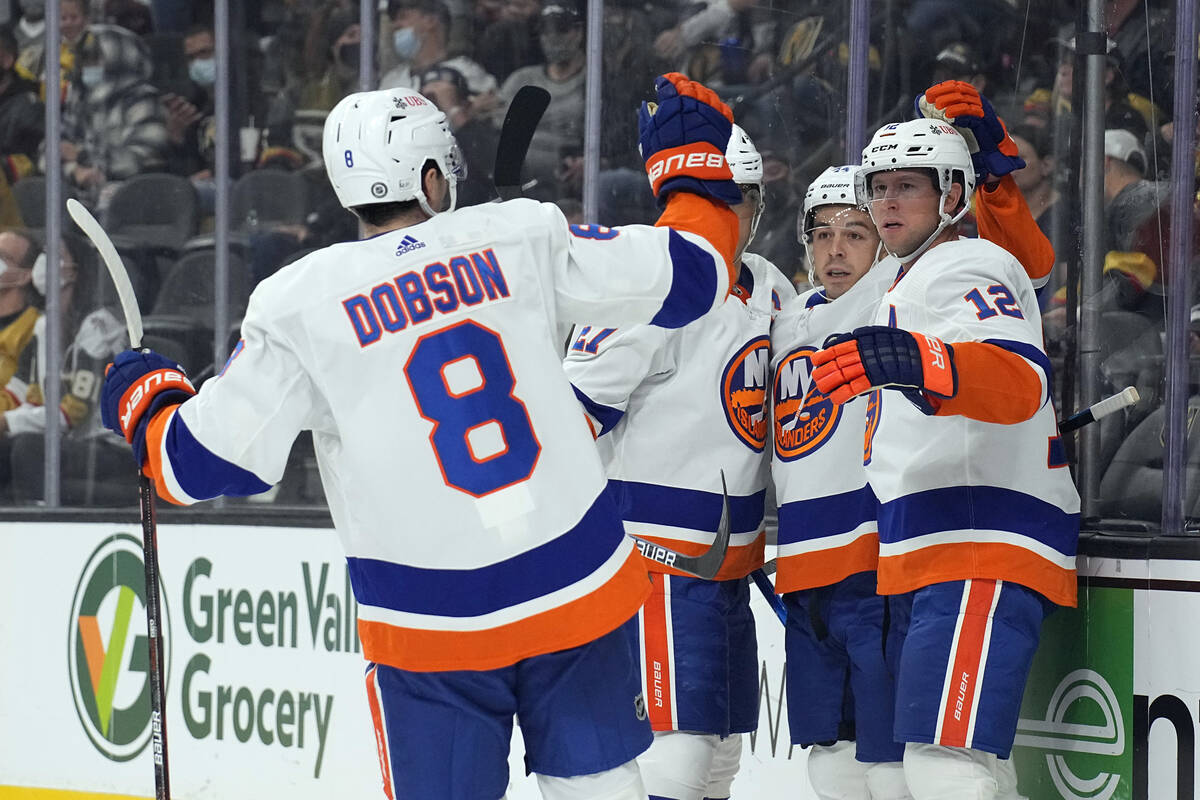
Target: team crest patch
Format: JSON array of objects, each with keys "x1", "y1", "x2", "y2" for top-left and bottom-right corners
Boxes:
[
  {"x1": 720, "y1": 336, "x2": 770, "y2": 452},
  {"x1": 773, "y1": 346, "x2": 843, "y2": 461}
]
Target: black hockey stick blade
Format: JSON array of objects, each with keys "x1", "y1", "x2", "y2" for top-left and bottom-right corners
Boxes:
[
  {"x1": 494, "y1": 85, "x2": 550, "y2": 201},
  {"x1": 630, "y1": 471, "x2": 731, "y2": 580}
]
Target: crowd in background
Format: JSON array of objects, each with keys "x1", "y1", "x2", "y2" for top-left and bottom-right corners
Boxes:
[{"x1": 0, "y1": 0, "x2": 1191, "y2": 511}]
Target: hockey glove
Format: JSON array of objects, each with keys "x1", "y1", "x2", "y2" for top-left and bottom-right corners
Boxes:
[
  {"x1": 638, "y1": 72, "x2": 741, "y2": 209},
  {"x1": 915, "y1": 80, "x2": 1025, "y2": 183},
  {"x1": 810, "y1": 326, "x2": 957, "y2": 415},
  {"x1": 101, "y1": 349, "x2": 196, "y2": 465}
]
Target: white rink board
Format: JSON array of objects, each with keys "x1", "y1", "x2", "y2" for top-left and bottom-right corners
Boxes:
[{"x1": 0, "y1": 521, "x2": 815, "y2": 799}]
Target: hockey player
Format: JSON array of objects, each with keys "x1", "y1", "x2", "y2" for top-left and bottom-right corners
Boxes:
[
  {"x1": 98, "y1": 74, "x2": 747, "y2": 800},
  {"x1": 807, "y1": 114, "x2": 1080, "y2": 799},
  {"x1": 773, "y1": 80, "x2": 1058, "y2": 800},
  {"x1": 563, "y1": 124, "x2": 794, "y2": 800}
]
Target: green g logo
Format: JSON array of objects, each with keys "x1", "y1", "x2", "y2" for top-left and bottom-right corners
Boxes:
[{"x1": 68, "y1": 533, "x2": 171, "y2": 761}]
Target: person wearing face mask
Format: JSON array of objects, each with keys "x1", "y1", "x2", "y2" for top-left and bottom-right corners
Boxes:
[
  {"x1": 297, "y1": 10, "x2": 362, "y2": 112},
  {"x1": 56, "y1": 22, "x2": 168, "y2": 208},
  {"x1": 0, "y1": 24, "x2": 43, "y2": 186},
  {"x1": 162, "y1": 23, "x2": 216, "y2": 181},
  {"x1": 378, "y1": 0, "x2": 496, "y2": 112},
  {"x1": 14, "y1": 0, "x2": 44, "y2": 53},
  {"x1": 493, "y1": 2, "x2": 586, "y2": 201}
]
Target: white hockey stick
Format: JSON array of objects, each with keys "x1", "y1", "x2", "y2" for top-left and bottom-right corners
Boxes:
[
  {"x1": 67, "y1": 198, "x2": 170, "y2": 800},
  {"x1": 1058, "y1": 387, "x2": 1140, "y2": 433}
]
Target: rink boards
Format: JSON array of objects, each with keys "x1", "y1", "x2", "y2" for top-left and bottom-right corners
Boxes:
[{"x1": 0, "y1": 521, "x2": 1197, "y2": 799}]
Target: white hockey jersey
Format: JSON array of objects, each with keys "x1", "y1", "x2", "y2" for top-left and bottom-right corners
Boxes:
[
  {"x1": 770, "y1": 263, "x2": 892, "y2": 593},
  {"x1": 866, "y1": 238, "x2": 1081, "y2": 606},
  {"x1": 140, "y1": 197, "x2": 735, "y2": 671},
  {"x1": 563, "y1": 252, "x2": 794, "y2": 580}
]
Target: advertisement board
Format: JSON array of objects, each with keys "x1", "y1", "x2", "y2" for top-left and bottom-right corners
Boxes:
[{"x1": 0, "y1": 522, "x2": 814, "y2": 799}]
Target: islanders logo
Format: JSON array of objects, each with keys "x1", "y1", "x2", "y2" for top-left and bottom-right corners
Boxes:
[
  {"x1": 773, "y1": 346, "x2": 843, "y2": 461},
  {"x1": 720, "y1": 336, "x2": 770, "y2": 451}
]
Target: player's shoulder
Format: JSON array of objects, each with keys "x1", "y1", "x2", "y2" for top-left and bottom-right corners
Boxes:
[
  {"x1": 743, "y1": 251, "x2": 797, "y2": 311},
  {"x1": 921, "y1": 236, "x2": 1023, "y2": 281}
]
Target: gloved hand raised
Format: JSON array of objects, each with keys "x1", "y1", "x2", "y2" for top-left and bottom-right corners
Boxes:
[
  {"x1": 639, "y1": 72, "x2": 742, "y2": 209},
  {"x1": 915, "y1": 80, "x2": 1025, "y2": 184},
  {"x1": 101, "y1": 349, "x2": 196, "y2": 465}
]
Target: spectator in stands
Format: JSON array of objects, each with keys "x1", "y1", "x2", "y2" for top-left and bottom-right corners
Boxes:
[
  {"x1": 475, "y1": 0, "x2": 543, "y2": 85},
  {"x1": 418, "y1": 64, "x2": 496, "y2": 207},
  {"x1": 1008, "y1": 122, "x2": 1073, "y2": 307},
  {"x1": 162, "y1": 24, "x2": 215, "y2": 181},
  {"x1": 21, "y1": 0, "x2": 90, "y2": 95},
  {"x1": 298, "y1": 7, "x2": 360, "y2": 112},
  {"x1": 379, "y1": 0, "x2": 496, "y2": 109},
  {"x1": 1023, "y1": 33, "x2": 1159, "y2": 138},
  {"x1": 930, "y1": 41, "x2": 988, "y2": 94},
  {"x1": 0, "y1": 24, "x2": 44, "y2": 186},
  {"x1": 59, "y1": 23, "x2": 168, "y2": 210},
  {"x1": 1099, "y1": 127, "x2": 1168, "y2": 320},
  {"x1": 495, "y1": 1, "x2": 584, "y2": 201},
  {"x1": 13, "y1": 0, "x2": 45, "y2": 58},
  {"x1": 103, "y1": 0, "x2": 152, "y2": 36}
]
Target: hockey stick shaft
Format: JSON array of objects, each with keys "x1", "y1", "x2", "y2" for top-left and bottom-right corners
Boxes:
[
  {"x1": 494, "y1": 85, "x2": 551, "y2": 201},
  {"x1": 1058, "y1": 386, "x2": 1140, "y2": 433},
  {"x1": 67, "y1": 199, "x2": 171, "y2": 800},
  {"x1": 629, "y1": 471, "x2": 732, "y2": 580},
  {"x1": 750, "y1": 567, "x2": 787, "y2": 624}
]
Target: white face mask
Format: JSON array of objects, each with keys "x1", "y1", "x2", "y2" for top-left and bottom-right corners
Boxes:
[
  {"x1": 80, "y1": 65, "x2": 104, "y2": 87},
  {"x1": 393, "y1": 27, "x2": 420, "y2": 60}
]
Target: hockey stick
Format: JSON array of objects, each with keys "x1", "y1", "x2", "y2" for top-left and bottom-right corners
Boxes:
[
  {"x1": 494, "y1": 85, "x2": 551, "y2": 201},
  {"x1": 750, "y1": 567, "x2": 787, "y2": 623},
  {"x1": 1058, "y1": 387, "x2": 1140, "y2": 433},
  {"x1": 67, "y1": 198, "x2": 171, "y2": 800},
  {"x1": 629, "y1": 471, "x2": 732, "y2": 580}
]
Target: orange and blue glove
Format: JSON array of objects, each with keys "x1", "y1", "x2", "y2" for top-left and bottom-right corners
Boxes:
[
  {"x1": 638, "y1": 72, "x2": 741, "y2": 209},
  {"x1": 811, "y1": 326, "x2": 957, "y2": 415},
  {"x1": 101, "y1": 349, "x2": 196, "y2": 465},
  {"x1": 915, "y1": 80, "x2": 1025, "y2": 183}
]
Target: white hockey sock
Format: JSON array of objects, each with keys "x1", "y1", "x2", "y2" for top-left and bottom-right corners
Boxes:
[{"x1": 807, "y1": 740, "x2": 872, "y2": 800}]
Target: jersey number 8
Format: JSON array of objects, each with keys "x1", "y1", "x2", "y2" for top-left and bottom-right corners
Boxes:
[{"x1": 405, "y1": 320, "x2": 541, "y2": 497}]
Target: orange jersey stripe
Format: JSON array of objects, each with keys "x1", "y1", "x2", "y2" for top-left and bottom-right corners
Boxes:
[
  {"x1": 656, "y1": 192, "x2": 738, "y2": 288},
  {"x1": 775, "y1": 532, "x2": 879, "y2": 594},
  {"x1": 936, "y1": 580, "x2": 998, "y2": 747},
  {"x1": 637, "y1": 531, "x2": 765, "y2": 581},
  {"x1": 364, "y1": 667, "x2": 395, "y2": 800},
  {"x1": 641, "y1": 573, "x2": 676, "y2": 730},
  {"x1": 877, "y1": 542, "x2": 1076, "y2": 607},
  {"x1": 975, "y1": 175, "x2": 1054, "y2": 282},
  {"x1": 357, "y1": 548, "x2": 652, "y2": 672},
  {"x1": 142, "y1": 405, "x2": 189, "y2": 505},
  {"x1": 934, "y1": 342, "x2": 1041, "y2": 424}
]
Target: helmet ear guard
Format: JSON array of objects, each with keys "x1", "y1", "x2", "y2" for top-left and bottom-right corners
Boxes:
[{"x1": 322, "y1": 88, "x2": 466, "y2": 219}]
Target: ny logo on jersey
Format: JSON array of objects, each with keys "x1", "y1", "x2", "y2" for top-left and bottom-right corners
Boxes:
[
  {"x1": 773, "y1": 346, "x2": 843, "y2": 461},
  {"x1": 721, "y1": 336, "x2": 770, "y2": 452}
]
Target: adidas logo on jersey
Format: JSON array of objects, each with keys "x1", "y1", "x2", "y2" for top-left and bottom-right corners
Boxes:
[{"x1": 395, "y1": 235, "x2": 425, "y2": 256}]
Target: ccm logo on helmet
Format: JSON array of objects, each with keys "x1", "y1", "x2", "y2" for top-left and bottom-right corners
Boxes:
[{"x1": 121, "y1": 370, "x2": 194, "y2": 430}]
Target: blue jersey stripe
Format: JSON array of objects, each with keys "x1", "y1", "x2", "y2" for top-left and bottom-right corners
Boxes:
[
  {"x1": 982, "y1": 337, "x2": 1053, "y2": 387},
  {"x1": 166, "y1": 414, "x2": 273, "y2": 499},
  {"x1": 571, "y1": 385, "x2": 625, "y2": 435},
  {"x1": 607, "y1": 479, "x2": 766, "y2": 533},
  {"x1": 877, "y1": 485, "x2": 1079, "y2": 556},
  {"x1": 777, "y1": 484, "x2": 879, "y2": 546},
  {"x1": 347, "y1": 490, "x2": 627, "y2": 617},
  {"x1": 648, "y1": 229, "x2": 719, "y2": 329}
]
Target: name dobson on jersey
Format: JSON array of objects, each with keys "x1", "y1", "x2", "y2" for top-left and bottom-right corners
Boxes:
[
  {"x1": 342, "y1": 248, "x2": 510, "y2": 347},
  {"x1": 721, "y1": 336, "x2": 770, "y2": 451},
  {"x1": 773, "y1": 346, "x2": 842, "y2": 461}
]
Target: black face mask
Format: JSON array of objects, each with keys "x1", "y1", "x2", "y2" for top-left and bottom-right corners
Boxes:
[{"x1": 338, "y1": 43, "x2": 361, "y2": 69}]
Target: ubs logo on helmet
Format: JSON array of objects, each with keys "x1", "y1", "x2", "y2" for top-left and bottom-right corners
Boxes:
[
  {"x1": 721, "y1": 336, "x2": 770, "y2": 452},
  {"x1": 773, "y1": 346, "x2": 842, "y2": 461}
]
